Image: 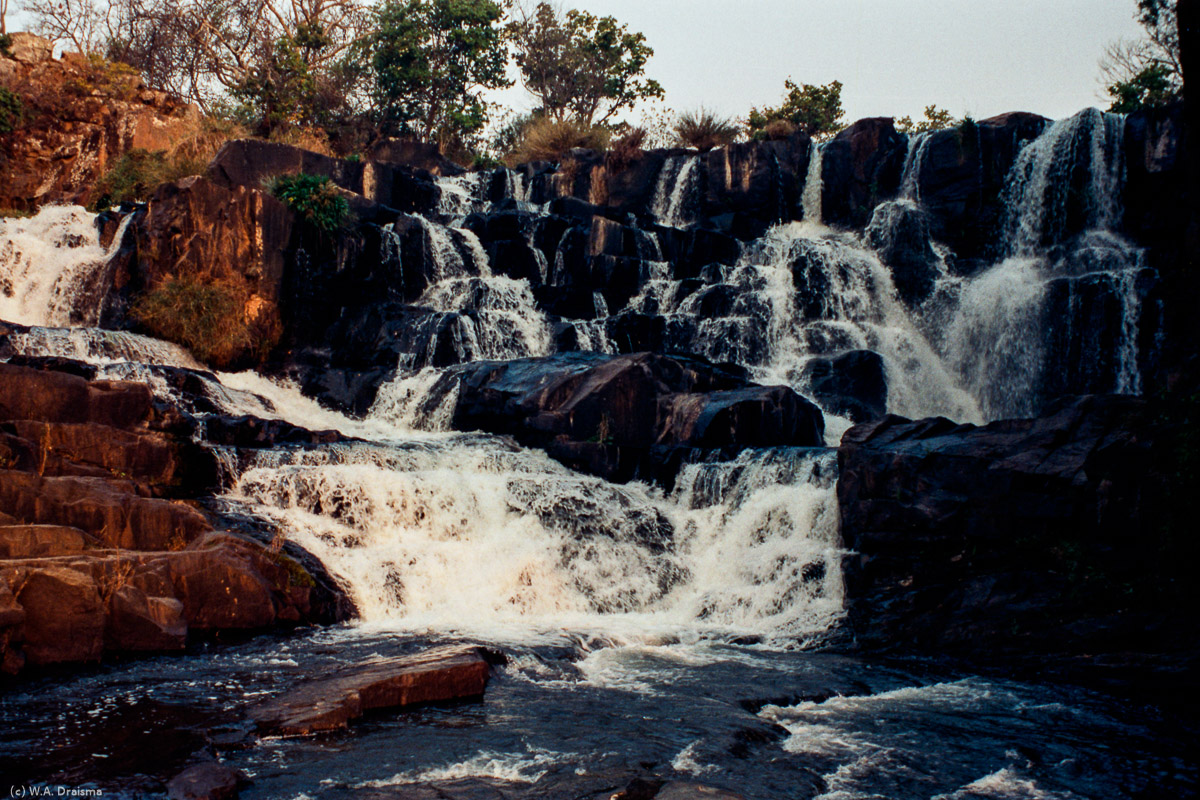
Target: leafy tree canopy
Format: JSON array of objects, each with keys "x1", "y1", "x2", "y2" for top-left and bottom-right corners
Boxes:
[
  {"x1": 895, "y1": 105, "x2": 959, "y2": 134},
  {"x1": 366, "y1": 0, "x2": 510, "y2": 147},
  {"x1": 510, "y1": 2, "x2": 663, "y2": 127},
  {"x1": 1102, "y1": 0, "x2": 1182, "y2": 112},
  {"x1": 747, "y1": 79, "x2": 845, "y2": 141}
]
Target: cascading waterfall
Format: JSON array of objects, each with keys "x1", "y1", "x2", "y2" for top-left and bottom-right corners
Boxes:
[
  {"x1": 0, "y1": 206, "x2": 131, "y2": 327},
  {"x1": 930, "y1": 108, "x2": 1146, "y2": 416},
  {"x1": 225, "y1": 430, "x2": 842, "y2": 641},
  {"x1": 652, "y1": 155, "x2": 700, "y2": 227},
  {"x1": 899, "y1": 132, "x2": 931, "y2": 201},
  {"x1": 801, "y1": 143, "x2": 824, "y2": 224}
]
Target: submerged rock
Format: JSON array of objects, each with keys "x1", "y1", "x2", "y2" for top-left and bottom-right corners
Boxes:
[
  {"x1": 166, "y1": 762, "x2": 246, "y2": 800},
  {"x1": 250, "y1": 645, "x2": 492, "y2": 736}
]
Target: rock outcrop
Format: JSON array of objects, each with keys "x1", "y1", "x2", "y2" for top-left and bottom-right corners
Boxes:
[
  {"x1": 0, "y1": 35, "x2": 203, "y2": 211},
  {"x1": 836, "y1": 394, "x2": 1198, "y2": 689},
  {"x1": 407, "y1": 352, "x2": 824, "y2": 485},
  {"x1": 0, "y1": 358, "x2": 352, "y2": 677}
]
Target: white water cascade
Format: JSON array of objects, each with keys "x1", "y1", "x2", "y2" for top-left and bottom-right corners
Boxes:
[
  {"x1": 0, "y1": 206, "x2": 130, "y2": 327},
  {"x1": 801, "y1": 143, "x2": 824, "y2": 224},
  {"x1": 652, "y1": 155, "x2": 700, "y2": 228}
]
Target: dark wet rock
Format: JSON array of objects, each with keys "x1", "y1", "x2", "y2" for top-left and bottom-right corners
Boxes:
[
  {"x1": 821, "y1": 118, "x2": 908, "y2": 229},
  {"x1": 836, "y1": 394, "x2": 1199, "y2": 683},
  {"x1": 699, "y1": 134, "x2": 813, "y2": 227},
  {"x1": 413, "y1": 352, "x2": 822, "y2": 484},
  {"x1": 654, "y1": 783, "x2": 747, "y2": 800},
  {"x1": 202, "y1": 415, "x2": 343, "y2": 449},
  {"x1": 910, "y1": 112, "x2": 1049, "y2": 259},
  {"x1": 865, "y1": 201, "x2": 940, "y2": 306},
  {"x1": 250, "y1": 645, "x2": 491, "y2": 736},
  {"x1": 166, "y1": 762, "x2": 246, "y2": 800},
  {"x1": 801, "y1": 350, "x2": 888, "y2": 423},
  {"x1": 1123, "y1": 103, "x2": 1186, "y2": 249},
  {"x1": 367, "y1": 138, "x2": 465, "y2": 177}
]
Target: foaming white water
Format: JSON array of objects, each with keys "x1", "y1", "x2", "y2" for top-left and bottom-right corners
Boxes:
[
  {"x1": 416, "y1": 275, "x2": 551, "y2": 363},
  {"x1": 1, "y1": 206, "x2": 130, "y2": 326},
  {"x1": 4, "y1": 325, "x2": 204, "y2": 369},
  {"x1": 226, "y1": 440, "x2": 843, "y2": 645},
  {"x1": 899, "y1": 132, "x2": 932, "y2": 201},
  {"x1": 938, "y1": 257, "x2": 1049, "y2": 420},
  {"x1": 1002, "y1": 108, "x2": 1124, "y2": 256},
  {"x1": 368, "y1": 366, "x2": 460, "y2": 431},
  {"x1": 652, "y1": 155, "x2": 700, "y2": 227},
  {"x1": 357, "y1": 747, "x2": 567, "y2": 787}
]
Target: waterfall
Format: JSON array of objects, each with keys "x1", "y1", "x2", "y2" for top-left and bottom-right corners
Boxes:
[
  {"x1": 1001, "y1": 108, "x2": 1127, "y2": 256},
  {"x1": 652, "y1": 155, "x2": 700, "y2": 227},
  {"x1": 226, "y1": 436, "x2": 842, "y2": 641},
  {"x1": 0, "y1": 206, "x2": 131, "y2": 327},
  {"x1": 801, "y1": 143, "x2": 824, "y2": 224},
  {"x1": 415, "y1": 275, "x2": 552, "y2": 363},
  {"x1": 899, "y1": 133, "x2": 932, "y2": 201}
]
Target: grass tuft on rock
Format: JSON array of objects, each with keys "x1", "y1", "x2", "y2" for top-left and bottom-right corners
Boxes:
[
  {"x1": 674, "y1": 108, "x2": 739, "y2": 151},
  {"x1": 90, "y1": 149, "x2": 206, "y2": 210},
  {"x1": 509, "y1": 116, "x2": 610, "y2": 165},
  {"x1": 130, "y1": 276, "x2": 254, "y2": 366}
]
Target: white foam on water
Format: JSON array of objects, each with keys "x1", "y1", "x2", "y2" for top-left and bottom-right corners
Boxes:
[
  {"x1": 1, "y1": 206, "x2": 130, "y2": 326},
  {"x1": 356, "y1": 747, "x2": 569, "y2": 787}
]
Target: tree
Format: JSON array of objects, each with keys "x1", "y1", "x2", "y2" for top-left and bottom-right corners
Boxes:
[
  {"x1": 1102, "y1": 0, "x2": 1182, "y2": 112},
  {"x1": 748, "y1": 79, "x2": 845, "y2": 141},
  {"x1": 509, "y1": 2, "x2": 663, "y2": 127},
  {"x1": 895, "y1": 105, "x2": 959, "y2": 134},
  {"x1": 365, "y1": 0, "x2": 509, "y2": 148}
]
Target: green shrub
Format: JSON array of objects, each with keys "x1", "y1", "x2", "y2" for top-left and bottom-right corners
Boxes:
[
  {"x1": 0, "y1": 87, "x2": 23, "y2": 135},
  {"x1": 131, "y1": 276, "x2": 254, "y2": 366},
  {"x1": 0, "y1": 33, "x2": 13, "y2": 57},
  {"x1": 509, "y1": 116, "x2": 610, "y2": 165},
  {"x1": 90, "y1": 149, "x2": 206, "y2": 210},
  {"x1": 674, "y1": 108, "x2": 739, "y2": 151},
  {"x1": 267, "y1": 173, "x2": 351, "y2": 231}
]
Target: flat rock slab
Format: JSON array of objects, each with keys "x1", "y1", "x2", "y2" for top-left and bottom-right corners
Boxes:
[{"x1": 250, "y1": 645, "x2": 491, "y2": 736}]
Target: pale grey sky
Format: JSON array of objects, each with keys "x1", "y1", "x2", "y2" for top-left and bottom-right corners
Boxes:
[
  {"x1": 510, "y1": 0, "x2": 1147, "y2": 125},
  {"x1": 6, "y1": 0, "x2": 1147, "y2": 125}
]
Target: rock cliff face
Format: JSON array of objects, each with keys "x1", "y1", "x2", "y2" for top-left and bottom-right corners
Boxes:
[
  {"x1": 836, "y1": 394, "x2": 1197, "y2": 685},
  {"x1": 0, "y1": 351, "x2": 351, "y2": 677},
  {"x1": 0, "y1": 35, "x2": 203, "y2": 211}
]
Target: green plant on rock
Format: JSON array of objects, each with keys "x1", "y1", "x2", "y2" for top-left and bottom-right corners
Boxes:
[
  {"x1": 0, "y1": 86, "x2": 23, "y2": 134},
  {"x1": 0, "y1": 34, "x2": 13, "y2": 58},
  {"x1": 89, "y1": 149, "x2": 206, "y2": 210},
  {"x1": 130, "y1": 276, "x2": 254, "y2": 366},
  {"x1": 268, "y1": 173, "x2": 351, "y2": 231}
]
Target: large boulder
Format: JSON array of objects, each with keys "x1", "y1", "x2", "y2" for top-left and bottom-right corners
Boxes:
[
  {"x1": 10, "y1": 567, "x2": 106, "y2": 665},
  {"x1": 864, "y1": 200, "x2": 940, "y2": 306},
  {"x1": 821, "y1": 118, "x2": 908, "y2": 229},
  {"x1": 801, "y1": 350, "x2": 887, "y2": 422},
  {"x1": 414, "y1": 352, "x2": 824, "y2": 484},
  {"x1": 250, "y1": 645, "x2": 492, "y2": 736}
]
